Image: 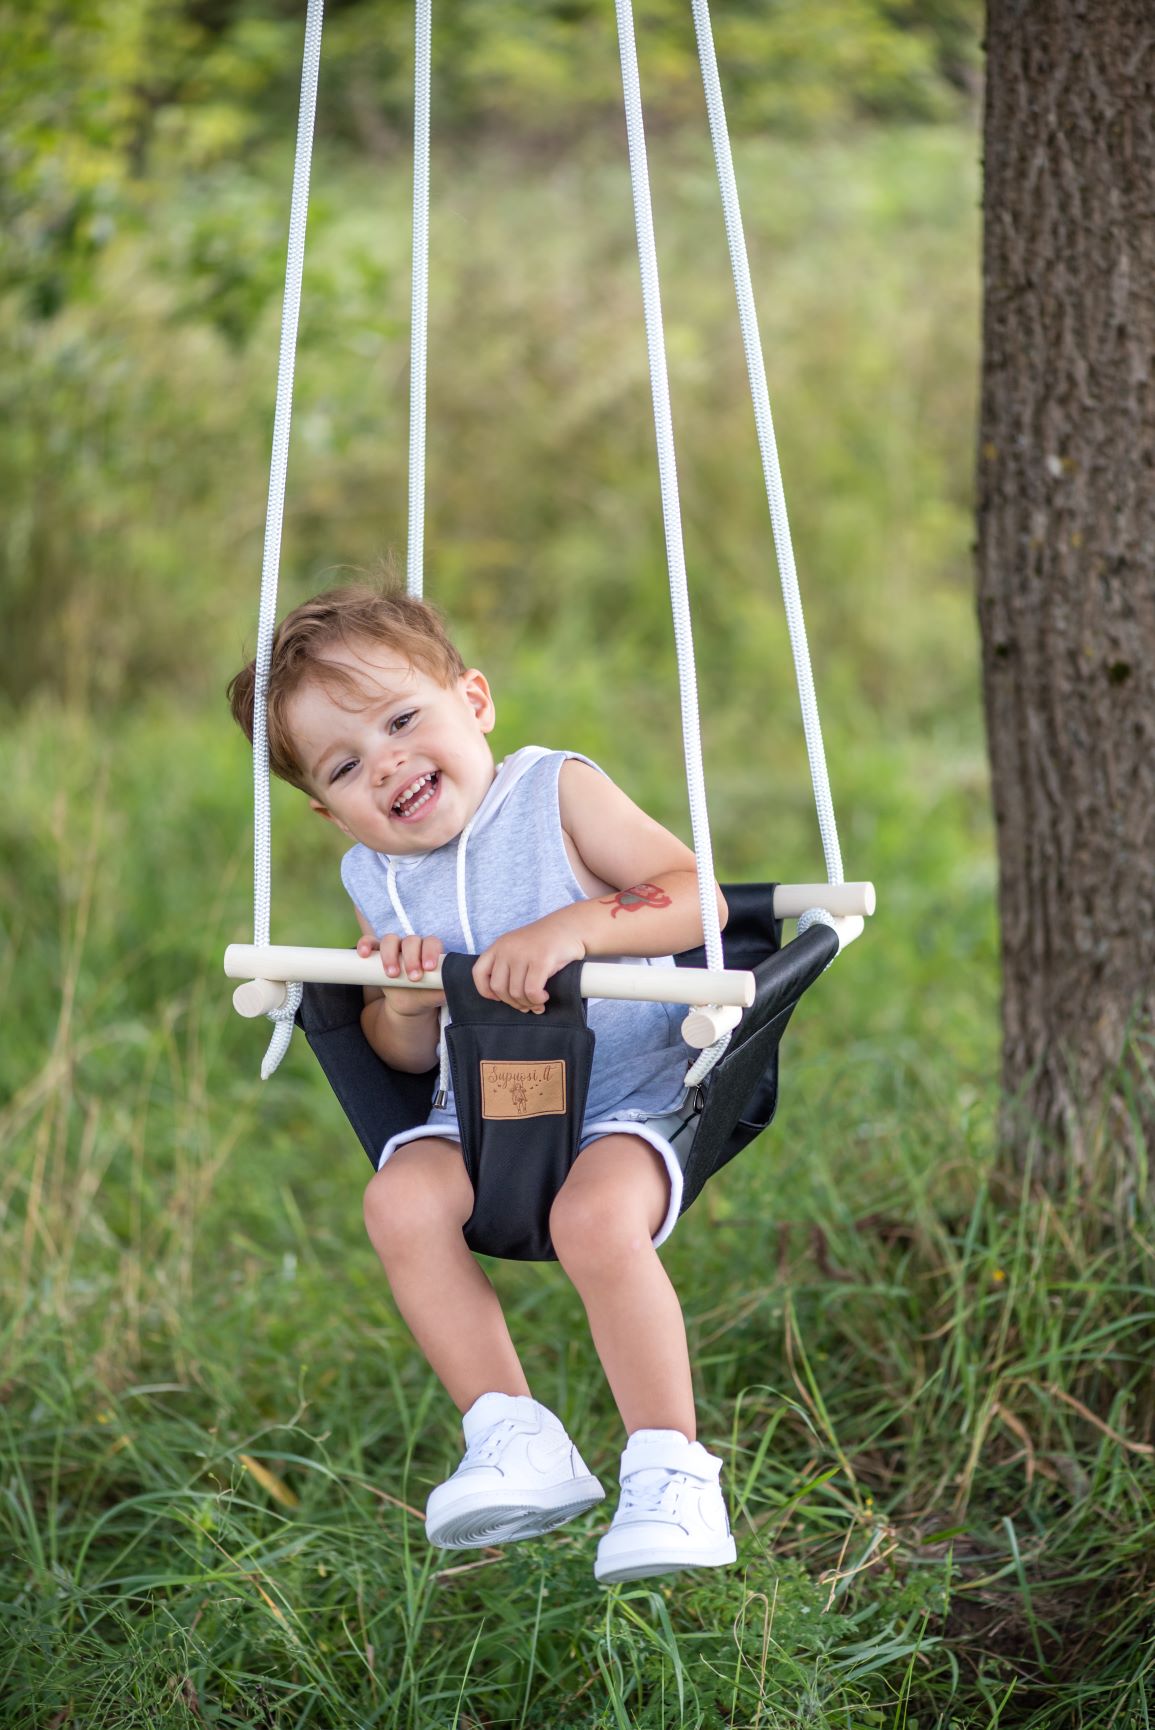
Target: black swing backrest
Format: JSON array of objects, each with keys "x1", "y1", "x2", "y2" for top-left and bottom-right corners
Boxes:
[
  {"x1": 672, "y1": 884, "x2": 838, "y2": 1214},
  {"x1": 297, "y1": 882, "x2": 838, "y2": 1205},
  {"x1": 297, "y1": 981, "x2": 436, "y2": 1165}
]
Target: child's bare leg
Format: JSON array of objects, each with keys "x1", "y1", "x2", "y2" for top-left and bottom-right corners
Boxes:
[
  {"x1": 549, "y1": 1135, "x2": 695, "y2": 1439},
  {"x1": 363, "y1": 1137, "x2": 531, "y2": 1412}
]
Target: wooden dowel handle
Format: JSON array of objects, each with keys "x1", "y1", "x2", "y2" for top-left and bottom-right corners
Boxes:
[
  {"x1": 233, "y1": 978, "x2": 289, "y2": 1018},
  {"x1": 680, "y1": 1004, "x2": 744, "y2": 1048},
  {"x1": 773, "y1": 881, "x2": 875, "y2": 918},
  {"x1": 224, "y1": 944, "x2": 755, "y2": 1010}
]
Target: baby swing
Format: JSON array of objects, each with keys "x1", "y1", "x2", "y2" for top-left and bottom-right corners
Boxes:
[{"x1": 224, "y1": 0, "x2": 876, "y2": 1259}]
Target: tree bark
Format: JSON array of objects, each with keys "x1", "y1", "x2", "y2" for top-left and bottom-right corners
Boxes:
[{"x1": 977, "y1": 1, "x2": 1155, "y2": 1180}]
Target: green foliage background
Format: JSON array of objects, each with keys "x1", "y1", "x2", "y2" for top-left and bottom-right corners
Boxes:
[{"x1": 6, "y1": 5, "x2": 1155, "y2": 1728}]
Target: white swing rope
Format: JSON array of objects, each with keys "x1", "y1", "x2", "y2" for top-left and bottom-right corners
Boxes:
[
  {"x1": 614, "y1": 0, "x2": 737, "y2": 1087},
  {"x1": 251, "y1": 0, "x2": 325, "y2": 1078},
  {"x1": 407, "y1": 0, "x2": 432, "y2": 599},
  {"x1": 407, "y1": 0, "x2": 457, "y2": 1081},
  {"x1": 250, "y1": 0, "x2": 430, "y2": 1078},
  {"x1": 247, "y1": 1, "x2": 855, "y2": 1080},
  {"x1": 689, "y1": 0, "x2": 844, "y2": 896},
  {"x1": 619, "y1": 0, "x2": 856, "y2": 1093}
]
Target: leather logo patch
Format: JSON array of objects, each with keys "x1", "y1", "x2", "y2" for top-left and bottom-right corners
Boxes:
[{"x1": 480, "y1": 1061, "x2": 567, "y2": 1120}]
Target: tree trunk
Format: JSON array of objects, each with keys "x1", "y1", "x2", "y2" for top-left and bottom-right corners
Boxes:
[{"x1": 977, "y1": 1, "x2": 1155, "y2": 1181}]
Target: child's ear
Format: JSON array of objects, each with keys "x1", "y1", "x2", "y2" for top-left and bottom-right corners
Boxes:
[
  {"x1": 309, "y1": 797, "x2": 354, "y2": 838},
  {"x1": 461, "y1": 669, "x2": 496, "y2": 733}
]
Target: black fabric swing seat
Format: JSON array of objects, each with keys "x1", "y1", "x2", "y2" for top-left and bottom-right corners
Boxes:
[{"x1": 297, "y1": 883, "x2": 838, "y2": 1260}]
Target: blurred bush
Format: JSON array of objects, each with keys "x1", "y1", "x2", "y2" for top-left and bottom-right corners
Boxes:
[
  {"x1": 0, "y1": 0, "x2": 981, "y2": 736},
  {"x1": 0, "y1": 0, "x2": 980, "y2": 312},
  {"x1": 0, "y1": 130, "x2": 978, "y2": 718},
  {"x1": 0, "y1": 128, "x2": 975, "y2": 723}
]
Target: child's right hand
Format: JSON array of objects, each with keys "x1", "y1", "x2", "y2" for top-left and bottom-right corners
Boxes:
[{"x1": 358, "y1": 933, "x2": 446, "y2": 1013}]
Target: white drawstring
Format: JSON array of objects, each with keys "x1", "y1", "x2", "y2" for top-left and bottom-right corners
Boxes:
[
  {"x1": 385, "y1": 818, "x2": 479, "y2": 1111},
  {"x1": 385, "y1": 860, "x2": 417, "y2": 937},
  {"x1": 432, "y1": 1007, "x2": 450, "y2": 1108},
  {"x1": 455, "y1": 821, "x2": 478, "y2": 953}
]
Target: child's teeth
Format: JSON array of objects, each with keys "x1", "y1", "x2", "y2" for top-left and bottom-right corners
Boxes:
[{"x1": 394, "y1": 772, "x2": 436, "y2": 814}]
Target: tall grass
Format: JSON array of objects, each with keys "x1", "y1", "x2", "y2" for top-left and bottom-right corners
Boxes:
[
  {"x1": 4, "y1": 127, "x2": 1154, "y2": 1727},
  {"x1": 1, "y1": 126, "x2": 978, "y2": 728}
]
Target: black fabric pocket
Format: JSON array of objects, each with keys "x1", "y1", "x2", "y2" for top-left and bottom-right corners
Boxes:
[{"x1": 440, "y1": 954, "x2": 595, "y2": 1261}]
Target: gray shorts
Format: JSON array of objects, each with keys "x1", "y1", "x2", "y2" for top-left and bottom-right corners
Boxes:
[{"x1": 377, "y1": 1107, "x2": 692, "y2": 1246}]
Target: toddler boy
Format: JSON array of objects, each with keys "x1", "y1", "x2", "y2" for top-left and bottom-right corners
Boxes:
[{"x1": 229, "y1": 582, "x2": 737, "y2": 1583}]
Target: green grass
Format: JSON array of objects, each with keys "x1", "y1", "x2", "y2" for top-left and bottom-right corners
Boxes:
[
  {"x1": 5, "y1": 908, "x2": 1155, "y2": 1726},
  {"x1": 3, "y1": 125, "x2": 1155, "y2": 1727},
  {"x1": 4, "y1": 698, "x2": 1153, "y2": 1726}
]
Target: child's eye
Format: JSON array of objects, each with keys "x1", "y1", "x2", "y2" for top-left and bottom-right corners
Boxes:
[
  {"x1": 330, "y1": 759, "x2": 357, "y2": 784},
  {"x1": 389, "y1": 710, "x2": 417, "y2": 734}
]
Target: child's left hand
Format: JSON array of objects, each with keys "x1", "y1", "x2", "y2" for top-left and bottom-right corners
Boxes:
[{"x1": 473, "y1": 914, "x2": 587, "y2": 1013}]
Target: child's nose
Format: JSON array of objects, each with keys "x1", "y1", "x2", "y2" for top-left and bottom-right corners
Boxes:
[{"x1": 372, "y1": 740, "x2": 405, "y2": 783}]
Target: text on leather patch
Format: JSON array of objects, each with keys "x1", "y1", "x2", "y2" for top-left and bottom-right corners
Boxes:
[{"x1": 480, "y1": 1061, "x2": 567, "y2": 1119}]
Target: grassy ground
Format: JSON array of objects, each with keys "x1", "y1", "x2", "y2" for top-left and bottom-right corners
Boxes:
[{"x1": 3, "y1": 127, "x2": 1155, "y2": 1727}]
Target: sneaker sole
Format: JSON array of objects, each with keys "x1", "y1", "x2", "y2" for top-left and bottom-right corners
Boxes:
[
  {"x1": 427, "y1": 1475, "x2": 605, "y2": 1550},
  {"x1": 594, "y1": 1535, "x2": 737, "y2": 1585}
]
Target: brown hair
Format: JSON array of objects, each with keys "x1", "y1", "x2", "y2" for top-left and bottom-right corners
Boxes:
[{"x1": 227, "y1": 581, "x2": 467, "y2": 792}]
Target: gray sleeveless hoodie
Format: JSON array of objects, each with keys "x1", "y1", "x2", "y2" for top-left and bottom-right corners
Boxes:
[{"x1": 340, "y1": 746, "x2": 691, "y2": 1130}]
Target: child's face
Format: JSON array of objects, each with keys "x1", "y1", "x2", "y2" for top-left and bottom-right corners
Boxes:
[{"x1": 287, "y1": 637, "x2": 496, "y2": 853}]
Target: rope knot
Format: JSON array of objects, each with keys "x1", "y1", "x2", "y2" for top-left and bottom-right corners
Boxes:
[
  {"x1": 796, "y1": 906, "x2": 836, "y2": 938},
  {"x1": 796, "y1": 908, "x2": 865, "y2": 971},
  {"x1": 261, "y1": 980, "x2": 303, "y2": 1080},
  {"x1": 683, "y1": 1026, "x2": 733, "y2": 1092}
]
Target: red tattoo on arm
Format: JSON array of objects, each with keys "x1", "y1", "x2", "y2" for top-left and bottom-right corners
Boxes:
[{"x1": 600, "y1": 883, "x2": 673, "y2": 918}]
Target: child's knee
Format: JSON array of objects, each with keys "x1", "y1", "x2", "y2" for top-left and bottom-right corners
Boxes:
[
  {"x1": 550, "y1": 1190, "x2": 655, "y2": 1273},
  {"x1": 363, "y1": 1140, "x2": 472, "y2": 1250},
  {"x1": 549, "y1": 1146, "x2": 666, "y2": 1271}
]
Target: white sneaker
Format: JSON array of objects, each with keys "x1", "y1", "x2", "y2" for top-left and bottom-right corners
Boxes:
[
  {"x1": 425, "y1": 1392, "x2": 605, "y2": 1550},
  {"x1": 594, "y1": 1429, "x2": 737, "y2": 1584}
]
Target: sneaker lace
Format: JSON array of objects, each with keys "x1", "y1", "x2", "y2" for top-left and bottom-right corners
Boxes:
[
  {"x1": 621, "y1": 1467, "x2": 685, "y2": 1517},
  {"x1": 462, "y1": 1418, "x2": 518, "y2": 1468}
]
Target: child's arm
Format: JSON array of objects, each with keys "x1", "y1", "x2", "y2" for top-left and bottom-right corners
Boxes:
[
  {"x1": 473, "y1": 758, "x2": 728, "y2": 1013},
  {"x1": 354, "y1": 909, "x2": 446, "y2": 1073}
]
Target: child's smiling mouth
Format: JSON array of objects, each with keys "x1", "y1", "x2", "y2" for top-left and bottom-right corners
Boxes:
[{"x1": 391, "y1": 770, "x2": 441, "y2": 820}]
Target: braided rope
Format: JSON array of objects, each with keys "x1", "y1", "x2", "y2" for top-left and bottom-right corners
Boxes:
[
  {"x1": 250, "y1": 0, "x2": 324, "y2": 1078},
  {"x1": 260, "y1": 981, "x2": 304, "y2": 1080},
  {"x1": 248, "y1": 3, "x2": 844, "y2": 1097},
  {"x1": 407, "y1": 0, "x2": 432, "y2": 597},
  {"x1": 613, "y1": 0, "x2": 731, "y2": 1084},
  {"x1": 690, "y1": 0, "x2": 843, "y2": 883}
]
